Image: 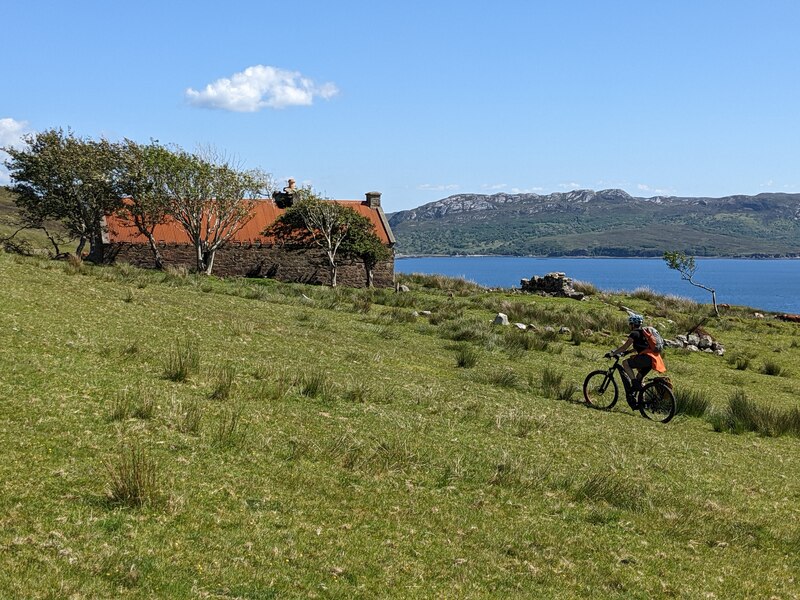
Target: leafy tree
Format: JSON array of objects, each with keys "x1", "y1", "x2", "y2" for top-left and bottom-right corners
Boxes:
[
  {"x1": 341, "y1": 215, "x2": 392, "y2": 287},
  {"x1": 164, "y1": 149, "x2": 271, "y2": 275},
  {"x1": 114, "y1": 140, "x2": 177, "y2": 269},
  {"x1": 3, "y1": 128, "x2": 122, "y2": 260},
  {"x1": 266, "y1": 189, "x2": 385, "y2": 287},
  {"x1": 663, "y1": 250, "x2": 719, "y2": 316}
]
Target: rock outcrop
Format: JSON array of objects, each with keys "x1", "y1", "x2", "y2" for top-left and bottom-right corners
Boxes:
[{"x1": 520, "y1": 272, "x2": 585, "y2": 300}]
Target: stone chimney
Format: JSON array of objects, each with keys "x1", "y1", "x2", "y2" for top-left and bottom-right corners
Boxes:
[{"x1": 365, "y1": 191, "x2": 382, "y2": 208}]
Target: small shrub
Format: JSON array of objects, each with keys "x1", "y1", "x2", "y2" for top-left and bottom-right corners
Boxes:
[
  {"x1": 210, "y1": 365, "x2": 236, "y2": 401},
  {"x1": 105, "y1": 443, "x2": 159, "y2": 508},
  {"x1": 731, "y1": 355, "x2": 750, "y2": 371},
  {"x1": 122, "y1": 288, "x2": 134, "y2": 303},
  {"x1": 674, "y1": 388, "x2": 711, "y2": 418},
  {"x1": 163, "y1": 341, "x2": 200, "y2": 382},
  {"x1": 455, "y1": 343, "x2": 479, "y2": 368},
  {"x1": 761, "y1": 360, "x2": 785, "y2": 377}
]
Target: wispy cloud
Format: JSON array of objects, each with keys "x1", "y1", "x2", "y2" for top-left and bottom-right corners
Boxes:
[
  {"x1": 481, "y1": 183, "x2": 507, "y2": 191},
  {"x1": 636, "y1": 183, "x2": 675, "y2": 195},
  {"x1": 511, "y1": 187, "x2": 543, "y2": 194},
  {"x1": 0, "y1": 117, "x2": 30, "y2": 185},
  {"x1": 558, "y1": 182, "x2": 582, "y2": 190},
  {"x1": 418, "y1": 183, "x2": 460, "y2": 192},
  {"x1": 186, "y1": 65, "x2": 339, "y2": 112}
]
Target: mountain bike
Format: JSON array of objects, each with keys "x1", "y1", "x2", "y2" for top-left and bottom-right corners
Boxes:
[{"x1": 583, "y1": 352, "x2": 676, "y2": 423}]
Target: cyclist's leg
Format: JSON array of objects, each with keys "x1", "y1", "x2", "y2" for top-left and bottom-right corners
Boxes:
[{"x1": 627, "y1": 355, "x2": 651, "y2": 390}]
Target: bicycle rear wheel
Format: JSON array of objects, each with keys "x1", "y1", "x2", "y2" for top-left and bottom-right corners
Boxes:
[
  {"x1": 583, "y1": 370, "x2": 618, "y2": 409},
  {"x1": 639, "y1": 381, "x2": 676, "y2": 423}
]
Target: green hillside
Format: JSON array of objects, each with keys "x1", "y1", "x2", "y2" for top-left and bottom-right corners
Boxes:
[
  {"x1": 1, "y1": 252, "x2": 799, "y2": 597},
  {"x1": 389, "y1": 190, "x2": 800, "y2": 256}
]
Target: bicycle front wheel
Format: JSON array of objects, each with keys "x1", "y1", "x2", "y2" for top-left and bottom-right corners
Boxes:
[
  {"x1": 583, "y1": 370, "x2": 618, "y2": 410},
  {"x1": 639, "y1": 382, "x2": 676, "y2": 423}
]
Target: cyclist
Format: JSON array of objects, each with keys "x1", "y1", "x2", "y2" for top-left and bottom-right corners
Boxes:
[{"x1": 606, "y1": 313, "x2": 666, "y2": 393}]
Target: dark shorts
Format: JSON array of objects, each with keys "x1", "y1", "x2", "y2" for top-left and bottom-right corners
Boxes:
[{"x1": 626, "y1": 353, "x2": 652, "y2": 373}]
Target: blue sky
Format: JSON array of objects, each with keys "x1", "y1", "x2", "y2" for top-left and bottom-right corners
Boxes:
[{"x1": 2, "y1": 1, "x2": 799, "y2": 212}]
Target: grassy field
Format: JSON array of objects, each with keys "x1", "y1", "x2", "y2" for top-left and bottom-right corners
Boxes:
[{"x1": 1, "y1": 252, "x2": 799, "y2": 598}]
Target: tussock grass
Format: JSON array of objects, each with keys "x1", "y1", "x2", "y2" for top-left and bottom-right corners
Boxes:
[
  {"x1": 398, "y1": 272, "x2": 483, "y2": 293},
  {"x1": 541, "y1": 366, "x2": 576, "y2": 400},
  {"x1": 104, "y1": 443, "x2": 160, "y2": 508},
  {"x1": 299, "y1": 369, "x2": 334, "y2": 400},
  {"x1": 571, "y1": 279, "x2": 598, "y2": 295},
  {"x1": 761, "y1": 360, "x2": 786, "y2": 377},
  {"x1": 108, "y1": 386, "x2": 156, "y2": 421},
  {"x1": 572, "y1": 472, "x2": 650, "y2": 512},
  {"x1": 454, "y1": 343, "x2": 479, "y2": 368},
  {"x1": 172, "y1": 398, "x2": 202, "y2": 434},
  {"x1": 163, "y1": 341, "x2": 200, "y2": 382},
  {"x1": 674, "y1": 387, "x2": 711, "y2": 418},
  {"x1": 483, "y1": 368, "x2": 520, "y2": 389},
  {"x1": 709, "y1": 389, "x2": 800, "y2": 437},
  {"x1": 210, "y1": 365, "x2": 236, "y2": 400},
  {"x1": 212, "y1": 406, "x2": 248, "y2": 449}
]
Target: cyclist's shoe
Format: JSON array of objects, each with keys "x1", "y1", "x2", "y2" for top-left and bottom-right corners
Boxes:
[{"x1": 631, "y1": 380, "x2": 643, "y2": 392}]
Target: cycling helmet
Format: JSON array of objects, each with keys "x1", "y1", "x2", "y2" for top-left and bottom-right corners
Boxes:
[{"x1": 628, "y1": 313, "x2": 644, "y2": 327}]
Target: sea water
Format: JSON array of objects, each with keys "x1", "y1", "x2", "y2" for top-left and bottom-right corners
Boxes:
[{"x1": 395, "y1": 256, "x2": 800, "y2": 314}]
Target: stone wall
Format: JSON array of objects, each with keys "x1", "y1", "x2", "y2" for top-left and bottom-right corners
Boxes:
[{"x1": 103, "y1": 241, "x2": 395, "y2": 288}]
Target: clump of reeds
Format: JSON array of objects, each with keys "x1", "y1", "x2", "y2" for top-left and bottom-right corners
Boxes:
[
  {"x1": 105, "y1": 443, "x2": 159, "y2": 508},
  {"x1": 454, "y1": 343, "x2": 479, "y2": 368},
  {"x1": 163, "y1": 341, "x2": 200, "y2": 382},
  {"x1": 674, "y1": 388, "x2": 711, "y2": 418}
]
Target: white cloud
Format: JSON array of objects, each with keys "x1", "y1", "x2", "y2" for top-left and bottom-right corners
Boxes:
[
  {"x1": 558, "y1": 182, "x2": 582, "y2": 190},
  {"x1": 636, "y1": 183, "x2": 675, "y2": 195},
  {"x1": 418, "y1": 183, "x2": 460, "y2": 192},
  {"x1": 481, "y1": 183, "x2": 507, "y2": 191},
  {"x1": 511, "y1": 187, "x2": 543, "y2": 194},
  {"x1": 0, "y1": 117, "x2": 30, "y2": 185},
  {"x1": 185, "y1": 65, "x2": 339, "y2": 112}
]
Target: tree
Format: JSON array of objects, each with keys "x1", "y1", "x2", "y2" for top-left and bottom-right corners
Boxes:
[
  {"x1": 663, "y1": 251, "x2": 719, "y2": 316},
  {"x1": 114, "y1": 140, "x2": 176, "y2": 269},
  {"x1": 341, "y1": 214, "x2": 392, "y2": 287},
  {"x1": 3, "y1": 128, "x2": 122, "y2": 260},
  {"x1": 266, "y1": 190, "x2": 382, "y2": 287},
  {"x1": 164, "y1": 149, "x2": 271, "y2": 275}
]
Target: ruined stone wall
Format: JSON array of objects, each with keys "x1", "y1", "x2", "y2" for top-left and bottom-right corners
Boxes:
[{"x1": 104, "y1": 242, "x2": 395, "y2": 288}]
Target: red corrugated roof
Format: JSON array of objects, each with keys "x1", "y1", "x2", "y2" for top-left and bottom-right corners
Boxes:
[{"x1": 106, "y1": 199, "x2": 392, "y2": 245}]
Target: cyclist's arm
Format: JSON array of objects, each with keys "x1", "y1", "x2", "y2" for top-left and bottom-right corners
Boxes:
[{"x1": 612, "y1": 337, "x2": 633, "y2": 355}]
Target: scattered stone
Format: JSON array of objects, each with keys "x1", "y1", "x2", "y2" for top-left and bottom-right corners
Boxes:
[
  {"x1": 398, "y1": 284, "x2": 410, "y2": 293},
  {"x1": 528, "y1": 324, "x2": 539, "y2": 331},
  {"x1": 411, "y1": 311, "x2": 419, "y2": 317},
  {"x1": 420, "y1": 310, "x2": 432, "y2": 316},
  {"x1": 583, "y1": 329, "x2": 594, "y2": 336},
  {"x1": 754, "y1": 312, "x2": 765, "y2": 319},
  {"x1": 698, "y1": 335, "x2": 713, "y2": 350},
  {"x1": 544, "y1": 326, "x2": 556, "y2": 333},
  {"x1": 686, "y1": 345, "x2": 699, "y2": 352},
  {"x1": 493, "y1": 313, "x2": 509, "y2": 326},
  {"x1": 559, "y1": 326, "x2": 571, "y2": 334},
  {"x1": 687, "y1": 334, "x2": 701, "y2": 346},
  {"x1": 514, "y1": 323, "x2": 527, "y2": 330},
  {"x1": 520, "y1": 272, "x2": 585, "y2": 300}
]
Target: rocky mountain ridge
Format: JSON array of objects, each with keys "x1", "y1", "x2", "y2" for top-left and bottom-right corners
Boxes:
[{"x1": 388, "y1": 189, "x2": 800, "y2": 257}]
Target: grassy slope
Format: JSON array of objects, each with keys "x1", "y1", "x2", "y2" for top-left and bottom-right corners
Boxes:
[
  {"x1": 1, "y1": 253, "x2": 799, "y2": 598},
  {"x1": 0, "y1": 187, "x2": 72, "y2": 253}
]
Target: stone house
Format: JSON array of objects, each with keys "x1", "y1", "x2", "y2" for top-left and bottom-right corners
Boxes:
[{"x1": 103, "y1": 192, "x2": 396, "y2": 288}]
